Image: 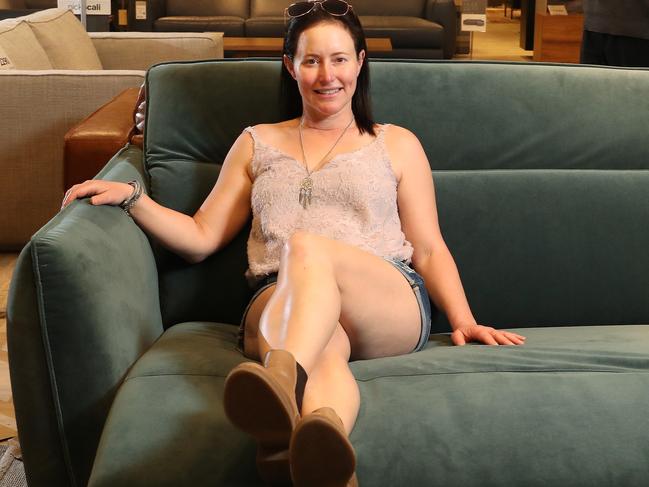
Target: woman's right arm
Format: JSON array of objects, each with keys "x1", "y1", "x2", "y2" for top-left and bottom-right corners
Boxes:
[{"x1": 61, "y1": 132, "x2": 254, "y2": 264}]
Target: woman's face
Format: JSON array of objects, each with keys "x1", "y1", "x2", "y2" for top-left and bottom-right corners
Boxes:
[{"x1": 284, "y1": 21, "x2": 365, "y2": 120}]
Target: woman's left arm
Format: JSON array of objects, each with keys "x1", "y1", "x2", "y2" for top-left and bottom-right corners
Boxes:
[{"x1": 386, "y1": 126, "x2": 525, "y2": 346}]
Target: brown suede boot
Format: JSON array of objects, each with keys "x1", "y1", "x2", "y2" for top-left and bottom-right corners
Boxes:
[
  {"x1": 224, "y1": 350, "x2": 307, "y2": 486},
  {"x1": 289, "y1": 407, "x2": 357, "y2": 487}
]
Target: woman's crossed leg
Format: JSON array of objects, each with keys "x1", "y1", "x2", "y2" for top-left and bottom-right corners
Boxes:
[{"x1": 229, "y1": 231, "x2": 424, "y2": 485}]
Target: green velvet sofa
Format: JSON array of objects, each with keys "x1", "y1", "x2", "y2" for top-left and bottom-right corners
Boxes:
[{"x1": 8, "y1": 59, "x2": 649, "y2": 487}]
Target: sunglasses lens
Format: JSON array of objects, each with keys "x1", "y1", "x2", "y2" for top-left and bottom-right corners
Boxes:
[
  {"x1": 287, "y1": 2, "x2": 314, "y2": 17},
  {"x1": 323, "y1": 0, "x2": 349, "y2": 15}
]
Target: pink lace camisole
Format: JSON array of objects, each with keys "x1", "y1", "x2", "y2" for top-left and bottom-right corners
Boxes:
[{"x1": 244, "y1": 123, "x2": 414, "y2": 280}]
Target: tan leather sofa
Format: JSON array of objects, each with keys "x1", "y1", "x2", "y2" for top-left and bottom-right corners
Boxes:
[{"x1": 0, "y1": 8, "x2": 223, "y2": 250}]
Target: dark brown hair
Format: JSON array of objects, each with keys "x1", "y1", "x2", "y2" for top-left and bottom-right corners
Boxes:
[{"x1": 281, "y1": 5, "x2": 376, "y2": 136}]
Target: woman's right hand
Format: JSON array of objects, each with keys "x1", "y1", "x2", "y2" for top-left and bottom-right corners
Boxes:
[{"x1": 61, "y1": 180, "x2": 134, "y2": 211}]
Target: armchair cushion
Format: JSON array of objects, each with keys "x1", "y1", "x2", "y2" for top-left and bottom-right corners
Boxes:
[
  {"x1": 23, "y1": 8, "x2": 102, "y2": 69},
  {"x1": 0, "y1": 18, "x2": 51, "y2": 68}
]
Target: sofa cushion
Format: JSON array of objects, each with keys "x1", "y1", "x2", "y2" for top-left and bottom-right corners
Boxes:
[
  {"x1": 89, "y1": 322, "x2": 649, "y2": 486},
  {"x1": 352, "y1": 0, "x2": 427, "y2": 17},
  {"x1": 88, "y1": 322, "x2": 259, "y2": 486},
  {"x1": 244, "y1": 16, "x2": 285, "y2": 37},
  {"x1": 154, "y1": 16, "x2": 245, "y2": 36},
  {"x1": 360, "y1": 16, "x2": 443, "y2": 49},
  {"x1": 24, "y1": 8, "x2": 103, "y2": 69},
  {"x1": 166, "y1": 0, "x2": 249, "y2": 17},
  {"x1": 249, "y1": 0, "x2": 290, "y2": 17},
  {"x1": 0, "y1": 18, "x2": 52, "y2": 69}
]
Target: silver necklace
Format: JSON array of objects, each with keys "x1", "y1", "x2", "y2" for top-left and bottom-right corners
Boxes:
[{"x1": 298, "y1": 116, "x2": 354, "y2": 208}]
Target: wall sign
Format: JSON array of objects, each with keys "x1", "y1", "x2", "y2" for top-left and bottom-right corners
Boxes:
[{"x1": 57, "y1": 0, "x2": 111, "y2": 15}]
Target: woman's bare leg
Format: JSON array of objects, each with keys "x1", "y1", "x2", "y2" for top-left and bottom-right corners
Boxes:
[
  {"x1": 300, "y1": 324, "x2": 359, "y2": 435},
  {"x1": 244, "y1": 231, "x2": 423, "y2": 433}
]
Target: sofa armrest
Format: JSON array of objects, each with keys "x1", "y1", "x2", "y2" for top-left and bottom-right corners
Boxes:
[
  {"x1": 90, "y1": 32, "x2": 224, "y2": 70},
  {"x1": 0, "y1": 69, "x2": 144, "y2": 250},
  {"x1": 7, "y1": 146, "x2": 165, "y2": 487},
  {"x1": 425, "y1": 0, "x2": 457, "y2": 59},
  {"x1": 64, "y1": 87, "x2": 140, "y2": 189}
]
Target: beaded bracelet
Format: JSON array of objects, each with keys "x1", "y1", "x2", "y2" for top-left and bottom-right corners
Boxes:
[{"x1": 119, "y1": 180, "x2": 144, "y2": 217}]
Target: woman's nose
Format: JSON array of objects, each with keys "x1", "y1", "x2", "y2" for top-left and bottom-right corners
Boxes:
[{"x1": 318, "y1": 62, "x2": 335, "y2": 83}]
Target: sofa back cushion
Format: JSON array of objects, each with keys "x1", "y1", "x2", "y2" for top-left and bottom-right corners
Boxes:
[
  {"x1": 248, "y1": 0, "x2": 428, "y2": 18},
  {"x1": 24, "y1": 8, "x2": 103, "y2": 69},
  {"x1": 166, "y1": 0, "x2": 249, "y2": 18},
  {"x1": 352, "y1": 0, "x2": 426, "y2": 17},
  {"x1": 250, "y1": 0, "x2": 290, "y2": 18},
  {"x1": 143, "y1": 59, "x2": 649, "y2": 330},
  {"x1": 0, "y1": 18, "x2": 52, "y2": 69}
]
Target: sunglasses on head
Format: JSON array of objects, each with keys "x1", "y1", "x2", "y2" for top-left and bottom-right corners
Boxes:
[{"x1": 285, "y1": 0, "x2": 353, "y2": 20}]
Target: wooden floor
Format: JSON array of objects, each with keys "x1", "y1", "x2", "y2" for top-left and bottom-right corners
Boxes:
[
  {"x1": 0, "y1": 5, "x2": 528, "y2": 448},
  {"x1": 464, "y1": 8, "x2": 533, "y2": 62},
  {"x1": 0, "y1": 253, "x2": 18, "y2": 441}
]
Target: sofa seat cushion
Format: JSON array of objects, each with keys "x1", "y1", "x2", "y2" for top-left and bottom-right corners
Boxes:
[
  {"x1": 244, "y1": 16, "x2": 285, "y2": 37},
  {"x1": 154, "y1": 16, "x2": 245, "y2": 36},
  {"x1": 89, "y1": 322, "x2": 649, "y2": 486},
  {"x1": 0, "y1": 18, "x2": 52, "y2": 69},
  {"x1": 359, "y1": 16, "x2": 443, "y2": 49},
  {"x1": 23, "y1": 8, "x2": 103, "y2": 69},
  {"x1": 89, "y1": 322, "x2": 259, "y2": 486}
]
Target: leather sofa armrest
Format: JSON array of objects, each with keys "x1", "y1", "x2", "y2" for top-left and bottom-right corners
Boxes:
[
  {"x1": 425, "y1": 0, "x2": 458, "y2": 59},
  {"x1": 64, "y1": 87, "x2": 140, "y2": 190}
]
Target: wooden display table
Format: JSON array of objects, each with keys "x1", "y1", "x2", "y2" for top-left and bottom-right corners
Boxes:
[
  {"x1": 533, "y1": 13, "x2": 584, "y2": 63},
  {"x1": 223, "y1": 37, "x2": 392, "y2": 57}
]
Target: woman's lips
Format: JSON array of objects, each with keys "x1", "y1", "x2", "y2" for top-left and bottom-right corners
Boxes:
[{"x1": 314, "y1": 88, "x2": 343, "y2": 95}]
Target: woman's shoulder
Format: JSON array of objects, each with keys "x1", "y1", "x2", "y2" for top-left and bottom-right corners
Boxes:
[
  {"x1": 248, "y1": 119, "x2": 298, "y2": 139},
  {"x1": 381, "y1": 123, "x2": 422, "y2": 150}
]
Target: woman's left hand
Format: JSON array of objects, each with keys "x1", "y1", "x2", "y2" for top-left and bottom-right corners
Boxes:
[{"x1": 451, "y1": 324, "x2": 526, "y2": 346}]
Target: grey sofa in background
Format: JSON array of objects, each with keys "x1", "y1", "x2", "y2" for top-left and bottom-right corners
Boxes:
[
  {"x1": 136, "y1": 0, "x2": 457, "y2": 59},
  {"x1": 8, "y1": 58, "x2": 649, "y2": 486}
]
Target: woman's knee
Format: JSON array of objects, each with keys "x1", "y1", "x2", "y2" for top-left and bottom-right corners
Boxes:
[{"x1": 282, "y1": 231, "x2": 331, "y2": 267}]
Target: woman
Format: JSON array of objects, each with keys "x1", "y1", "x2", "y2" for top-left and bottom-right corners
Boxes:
[{"x1": 62, "y1": 1, "x2": 525, "y2": 485}]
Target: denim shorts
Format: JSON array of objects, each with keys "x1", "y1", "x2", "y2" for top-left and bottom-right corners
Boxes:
[{"x1": 238, "y1": 258, "x2": 432, "y2": 353}]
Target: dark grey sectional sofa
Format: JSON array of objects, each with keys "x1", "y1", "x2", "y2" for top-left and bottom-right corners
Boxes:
[{"x1": 141, "y1": 0, "x2": 457, "y2": 59}]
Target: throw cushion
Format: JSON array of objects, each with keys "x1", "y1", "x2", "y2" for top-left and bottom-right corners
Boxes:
[
  {"x1": 0, "y1": 19, "x2": 53, "y2": 69},
  {"x1": 24, "y1": 8, "x2": 103, "y2": 69}
]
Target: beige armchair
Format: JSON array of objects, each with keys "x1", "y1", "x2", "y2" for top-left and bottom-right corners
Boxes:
[{"x1": 0, "y1": 8, "x2": 223, "y2": 250}]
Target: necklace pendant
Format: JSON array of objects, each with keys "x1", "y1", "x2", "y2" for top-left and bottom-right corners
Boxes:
[{"x1": 299, "y1": 176, "x2": 313, "y2": 209}]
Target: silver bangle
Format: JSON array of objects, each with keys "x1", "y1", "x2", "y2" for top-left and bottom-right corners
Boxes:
[{"x1": 119, "y1": 180, "x2": 144, "y2": 217}]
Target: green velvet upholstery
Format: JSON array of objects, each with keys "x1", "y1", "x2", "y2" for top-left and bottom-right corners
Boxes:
[
  {"x1": 8, "y1": 59, "x2": 649, "y2": 486},
  {"x1": 88, "y1": 322, "x2": 649, "y2": 486}
]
